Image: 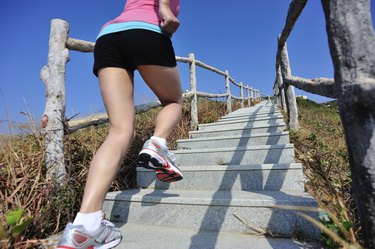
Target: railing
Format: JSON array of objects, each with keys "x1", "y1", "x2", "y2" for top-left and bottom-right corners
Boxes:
[
  {"x1": 40, "y1": 19, "x2": 264, "y2": 183},
  {"x1": 273, "y1": 0, "x2": 375, "y2": 247},
  {"x1": 273, "y1": 0, "x2": 337, "y2": 130}
]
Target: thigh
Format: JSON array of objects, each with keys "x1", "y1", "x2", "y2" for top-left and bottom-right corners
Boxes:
[
  {"x1": 98, "y1": 67, "x2": 135, "y2": 131},
  {"x1": 138, "y1": 65, "x2": 182, "y2": 105}
]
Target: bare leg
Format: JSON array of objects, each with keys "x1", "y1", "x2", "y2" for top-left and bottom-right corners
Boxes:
[
  {"x1": 80, "y1": 68, "x2": 135, "y2": 213},
  {"x1": 138, "y1": 65, "x2": 182, "y2": 139}
]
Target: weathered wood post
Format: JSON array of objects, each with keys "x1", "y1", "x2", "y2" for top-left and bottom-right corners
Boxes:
[
  {"x1": 322, "y1": 0, "x2": 375, "y2": 247},
  {"x1": 276, "y1": 66, "x2": 286, "y2": 110},
  {"x1": 279, "y1": 41, "x2": 299, "y2": 130},
  {"x1": 274, "y1": 81, "x2": 281, "y2": 107},
  {"x1": 225, "y1": 70, "x2": 232, "y2": 113},
  {"x1": 189, "y1": 53, "x2": 198, "y2": 130},
  {"x1": 240, "y1": 82, "x2": 244, "y2": 108},
  {"x1": 247, "y1": 85, "x2": 251, "y2": 106},
  {"x1": 275, "y1": 66, "x2": 286, "y2": 110},
  {"x1": 250, "y1": 87, "x2": 254, "y2": 105},
  {"x1": 40, "y1": 19, "x2": 69, "y2": 183}
]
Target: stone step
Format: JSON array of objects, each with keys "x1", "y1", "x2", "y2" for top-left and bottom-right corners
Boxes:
[
  {"x1": 198, "y1": 116, "x2": 284, "y2": 131},
  {"x1": 173, "y1": 144, "x2": 295, "y2": 165},
  {"x1": 189, "y1": 123, "x2": 286, "y2": 138},
  {"x1": 224, "y1": 109, "x2": 280, "y2": 118},
  {"x1": 103, "y1": 189, "x2": 319, "y2": 238},
  {"x1": 177, "y1": 132, "x2": 289, "y2": 149},
  {"x1": 218, "y1": 113, "x2": 283, "y2": 123},
  {"x1": 137, "y1": 163, "x2": 305, "y2": 192},
  {"x1": 113, "y1": 223, "x2": 319, "y2": 249},
  {"x1": 227, "y1": 103, "x2": 277, "y2": 111}
]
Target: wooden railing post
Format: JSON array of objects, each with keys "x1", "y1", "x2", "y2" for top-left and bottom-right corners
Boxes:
[
  {"x1": 225, "y1": 70, "x2": 232, "y2": 113},
  {"x1": 276, "y1": 65, "x2": 286, "y2": 110},
  {"x1": 249, "y1": 88, "x2": 253, "y2": 105},
  {"x1": 274, "y1": 82, "x2": 281, "y2": 106},
  {"x1": 240, "y1": 82, "x2": 244, "y2": 108},
  {"x1": 189, "y1": 53, "x2": 198, "y2": 130},
  {"x1": 247, "y1": 85, "x2": 251, "y2": 106},
  {"x1": 279, "y1": 41, "x2": 299, "y2": 130},
  {"x1": 280, "y1": 73, "x2": 286, "y2": 110},
  {"x1": 40, "y1": 19, "x2": 69, "y2": 184}
]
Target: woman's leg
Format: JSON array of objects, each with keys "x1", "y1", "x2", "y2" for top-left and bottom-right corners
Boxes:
[
  {"x1": 138, "y1": 65, "x2": 182, "y2": 139},
  {"x1": 136, "y1": 65, "x2": 183, "y2": 183},
  {"x1": 80, "y1": 67, "x2": 135, "y2": 213}
]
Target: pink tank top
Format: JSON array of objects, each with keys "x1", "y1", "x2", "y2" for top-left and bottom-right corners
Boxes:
[{"x1": 103, "y1": 0, "x2": 180, "y2": 28}]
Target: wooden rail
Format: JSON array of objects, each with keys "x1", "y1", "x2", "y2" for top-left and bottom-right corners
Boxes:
[
  {"x1": 39, "y1": 19, "x2": 264, "y2": 183},
  {"x1": 273, "y1": 0, "x2": 375, "y2": 247}
]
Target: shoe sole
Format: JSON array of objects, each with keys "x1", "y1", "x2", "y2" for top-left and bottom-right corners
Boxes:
[
  {"x1": 95, "y1": 237, "x2": 122, "y2": 249},
  {"x1": 137, "y1": 150, "x2": 183, "y2": 182},
  {"x1": 57, "y1": 238, "x2": 121, "y2": 249}
]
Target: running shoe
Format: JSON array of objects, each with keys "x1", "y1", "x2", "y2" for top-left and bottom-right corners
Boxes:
[
  {"x1": 137, "y1": 138, "x2": 183, "y2": 182},
  {"x1": 57, "y1": 220, "x2": 122, "y2": 249}
]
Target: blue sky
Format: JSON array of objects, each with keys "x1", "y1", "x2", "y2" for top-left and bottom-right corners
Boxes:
[{"x1": 0, "y1": 1, "x2": 374, "y2": 134}]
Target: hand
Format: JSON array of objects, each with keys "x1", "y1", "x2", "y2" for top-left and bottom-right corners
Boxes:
[{"x1": 159, "y1": 3, "x2": 179, "y2": 37}]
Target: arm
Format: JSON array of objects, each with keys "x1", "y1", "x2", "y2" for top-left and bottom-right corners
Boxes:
[{"x1": 159, "y1": 0, "x2": 179, "y2": 36}]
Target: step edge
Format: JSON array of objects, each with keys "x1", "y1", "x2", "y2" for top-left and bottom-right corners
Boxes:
[
  {"x1": 105, "y1": 190, "x2": 317, "y2": 208},
  {"x1": 177, "y1": 131, "x2": 289, "y2": 143},
  {"x1": 173, "y1": 143, "x2": 294, "y2": 154},
  {"x1": 137, "y1": 163, "x2": 303, "y2": 172},
  {"x1": 189, "y1": 123, "x2": 287, "y2": 135},
  {"x1": 199, "y1": 117, "x2": 284, "y2": 127}
]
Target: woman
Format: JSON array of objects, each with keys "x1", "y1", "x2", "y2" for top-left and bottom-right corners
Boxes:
[{"x1": 57, "y1": 0, "x2": 182, "y2": 248}]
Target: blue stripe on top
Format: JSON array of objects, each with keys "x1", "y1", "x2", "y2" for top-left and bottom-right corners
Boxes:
[{"x1": 97, "y1": 21, "x2": 166, "y2": 40}]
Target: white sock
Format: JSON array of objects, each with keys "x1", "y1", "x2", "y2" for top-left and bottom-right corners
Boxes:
[
  {"x1": 151, "y1": 136, "x2": 168, "y2": 148},
  {"x1": 73, "y1": 210, "x2": 103, "y2": 233}
]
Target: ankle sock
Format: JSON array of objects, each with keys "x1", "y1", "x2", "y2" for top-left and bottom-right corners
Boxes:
[
  {"x1": 151, "y1": 136, "x2": 168, "y2": 148},
  {"x1": 73, "y1": 210, "x2": 103, "y2": 233}
]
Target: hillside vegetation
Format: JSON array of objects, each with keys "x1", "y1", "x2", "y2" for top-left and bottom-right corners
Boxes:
[
  {"x1": 289, "y1": 98, "x2": 359, "y2": 247},
  {"x1": 0, "y1": 98, "x2": 359, "y2": 248}
]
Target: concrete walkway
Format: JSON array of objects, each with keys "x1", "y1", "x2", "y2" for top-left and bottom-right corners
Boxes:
[{"x1": 103, "y1": 100, "x2": 320, "y2": 248}]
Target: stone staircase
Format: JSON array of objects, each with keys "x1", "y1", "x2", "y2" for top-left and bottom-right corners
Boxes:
[{"x1": 103, "y1": 101, "x2": 320, "y2": 249}]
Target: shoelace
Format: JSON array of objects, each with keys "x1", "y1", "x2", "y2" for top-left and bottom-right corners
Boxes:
[
  {"x1": 158, "y1": 146, "x2": 176, "y2": 163},
  {"x1": 147, "y1": 139, "x2": 177, "y2": 163},
  {"x1": 166, "y1": 150, "x2": 177, "y2": 163}
]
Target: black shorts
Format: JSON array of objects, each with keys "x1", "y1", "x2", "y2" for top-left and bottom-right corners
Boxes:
[{"x1": 93, "y1": 29, "x2": 177, "y2": 77}]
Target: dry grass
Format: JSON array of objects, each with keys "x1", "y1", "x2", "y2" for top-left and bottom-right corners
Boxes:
[
  {"x1": 289, "y1": 98, "x2": 360, "y2": 248},
  {"x1": 0, "y1": 99, "x2": 238, "y2": 248}
]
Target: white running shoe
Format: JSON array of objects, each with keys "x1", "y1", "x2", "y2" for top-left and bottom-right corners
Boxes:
[
  {"x1": 57, "y1": 220, "x2": 122, "y2": 249},
  {"x1": 137, "y1": 138, "x2": 183, "y2": 182}
]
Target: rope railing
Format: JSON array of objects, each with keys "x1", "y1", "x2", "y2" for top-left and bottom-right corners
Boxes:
[
  {"x1": 273, "y1": 1, "x2": 375, "y2": 247},
  {"x1": 40, "y1": 18, "x2": 265, "y2": 183}
]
